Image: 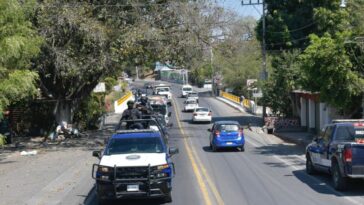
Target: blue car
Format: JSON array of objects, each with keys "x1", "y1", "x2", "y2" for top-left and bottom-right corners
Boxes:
[{"x1": 208, "y1": 121, "x2": 245, "y2": 152}]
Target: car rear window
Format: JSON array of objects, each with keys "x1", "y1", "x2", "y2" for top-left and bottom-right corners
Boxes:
[
  {"x1": 335, "y1": 125, "x2": 364, "y2": 141},
  {"x1": 196, "y1": 108, "x2": 209, "y2": 112},
  {"x1": 218, "y1": 124, "x2": 239, "y2": 132},
  {"x1": 183, "y1": 87, "x2": 192, "y2": 91}
]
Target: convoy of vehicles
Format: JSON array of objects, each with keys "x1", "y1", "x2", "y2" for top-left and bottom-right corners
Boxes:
[
  {"x1": 305, "y1": 119, "x2": 364, "y2": 190},
  {"x1": 208, "y1": 121, "x2": 245, "y2": 152},
  {"x1": 93, "y1": 81, "x2": 364, "y2": 204},
  {"x1": 192, "y1": 107, "x2": 212, "y2": 123}
]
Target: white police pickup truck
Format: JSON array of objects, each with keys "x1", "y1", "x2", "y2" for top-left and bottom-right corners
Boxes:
[{"x1": 92, "y1": 129, "x2": 178, "y2": 204}]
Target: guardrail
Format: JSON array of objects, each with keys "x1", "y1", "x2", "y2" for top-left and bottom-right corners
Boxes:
[
  {"x1": 115, "y1": 91, "x2": 134, "y2": 113},
  {"x1": 220, "y1": 91, "x2": 240, "y2": 104},
  {"x1": 117, "y1": 91, "x2": 132, "y2": 106}
]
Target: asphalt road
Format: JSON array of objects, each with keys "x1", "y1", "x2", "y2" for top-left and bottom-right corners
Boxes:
[{"x1": 2, "y1": 80, "x2": 364, "y2": 205}]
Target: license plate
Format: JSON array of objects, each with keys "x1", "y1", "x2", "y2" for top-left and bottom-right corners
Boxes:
[
  {"x1": 226, "y1": 142, "x2": 233, "y2": 145},
  {"x1": 127, "y1": 184, "x2": 139, "y2": 192}
]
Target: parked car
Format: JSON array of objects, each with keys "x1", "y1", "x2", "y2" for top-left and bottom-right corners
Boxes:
[
  {"x1": 184, "y1": 99, "x2": 198, "y2": 112},
  {"x1": 305, "y1": 119, "x2": 364, "y2": 190},
  {"x1": 192, "y1": 107, "x2": 212, "y2": 123},
  {"x1": 208, "y1": 121, "x2": 245, "y2": 152},
  {"x1": 92, "y1": 129, "x2": 178, "y2": 204}
]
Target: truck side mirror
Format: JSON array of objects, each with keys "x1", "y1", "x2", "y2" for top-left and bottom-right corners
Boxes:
[
  {"x1": 92, "y1": 150, "x2": 101, "y2": 159},
  {"x1": 169, "y1": 147, "x2": 179, "y2": 156}
]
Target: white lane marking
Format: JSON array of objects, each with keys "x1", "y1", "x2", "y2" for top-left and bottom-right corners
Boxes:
[{"x1": 245, "y1": 139, "x2": 364, "y2": 205}]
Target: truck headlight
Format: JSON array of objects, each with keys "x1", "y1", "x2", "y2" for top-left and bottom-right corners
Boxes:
[
  {"x1": 98, "y1": 166, "x2": 110, "y2": 173},
  {"x1": 157, "y1": 164, "x2": 169, "y2": 170}
]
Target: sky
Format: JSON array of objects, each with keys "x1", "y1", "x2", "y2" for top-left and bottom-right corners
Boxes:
[{"x1": 216, "y1": 0, "x2": 263, "y2": 20}]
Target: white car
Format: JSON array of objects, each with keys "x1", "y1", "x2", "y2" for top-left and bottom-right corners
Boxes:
[
  {"x1": 181, "y1": 85, "x2": 193, "y2": 97},
  {"x1": 184, "y1": 99, "x2": 198, "y2": 112},
  {"x1": 192, "y1": 107, "x2": 212, "y2": 123},
  {"x1": 187, "y1": 92, "x2": 199, "y2": 103}
]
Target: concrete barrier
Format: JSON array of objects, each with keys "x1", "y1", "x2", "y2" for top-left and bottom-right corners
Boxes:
[{"x1": 114, "y1": 91, "x2": 134, "y2": 114}]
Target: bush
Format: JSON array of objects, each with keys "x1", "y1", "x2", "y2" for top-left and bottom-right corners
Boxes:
[{"x1": 0, "y1": 134, "x2": 6, "y2": 146}]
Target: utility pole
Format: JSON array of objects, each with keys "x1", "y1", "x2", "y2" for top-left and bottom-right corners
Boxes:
[
  {"x1": 210, "y1": 46, "x2": 215, "y2": 96},
  {"x1": 241, "y1": 0, "x2": 267, "y2": 117}
]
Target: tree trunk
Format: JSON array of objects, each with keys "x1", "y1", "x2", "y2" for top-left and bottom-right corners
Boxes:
[{"x1": 55, "y1": 100, "x2": 72, "y2": 125}]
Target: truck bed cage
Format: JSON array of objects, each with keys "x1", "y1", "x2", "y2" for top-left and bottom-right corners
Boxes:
[
  {"x1": 115, "y1": 129, "x2": 157, "y2": 134},
  {"x1": 332, "y1": 119, "x2": 364, "y2": 123}
]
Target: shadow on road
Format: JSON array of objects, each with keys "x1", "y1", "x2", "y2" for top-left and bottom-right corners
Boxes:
[
  {"x1": 292, "y1": 169, "x2": 364, "y2": 197},
  {"x1": 253, "y1": 143, "x2": 305, "y2": 157},
  {"x1": 202, "y1": 145, "x2": 240, "y2": 153}
]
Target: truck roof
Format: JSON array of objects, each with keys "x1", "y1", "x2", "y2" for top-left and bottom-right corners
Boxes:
[{"x1": 111, "y1": 130, "x2": 162, "y2": 139}]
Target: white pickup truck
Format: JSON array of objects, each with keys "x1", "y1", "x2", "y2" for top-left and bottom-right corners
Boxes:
[
  {"x1": 153, "y1": 84, "x2": 172, "y2": 105},
  {"x1": 92, "y1": 128, "x2": 178, "y2": 204}
]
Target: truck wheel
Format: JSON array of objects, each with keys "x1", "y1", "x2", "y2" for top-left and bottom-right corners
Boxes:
[
  {"x1": 332, "y1": 161, "x2": 348, "y2": 191},
  {"x1": 306, "y1": 154, "x2": 317, "y2": 175},
  {"x1": 164, "y1": 192, "x2": 172, "y2": 203}
]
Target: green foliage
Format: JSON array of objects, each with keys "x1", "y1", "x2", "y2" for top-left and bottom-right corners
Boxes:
[
  {"x1": 299, "y1": 33, "x2": 364, "y2": 108},
  {"x1": 0, "y1": 134, "x2": 6, "y2": 146},
  {"x1": 262, "y1": 50, "x2": 301, "y2": 116},
  {"x1": 0, "y1": 0, "x2": 42, "y2": 115},
  {"x1": 73, "y1": 94, "x2": 105, "y2": 130},
  {"x1": 104, "y1": 77, "x2": 118, "y2": 93}
]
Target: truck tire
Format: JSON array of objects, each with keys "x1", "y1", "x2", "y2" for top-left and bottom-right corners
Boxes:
[
  {"x1": 332, "y1": 161, "x2": 348, "y2": 191},
  {"x1": 164, "y1": 192, "x2": 172, "y2": 203},
  {"x1": 306, "y1": 154, "x2": 317, "y2": 175}
]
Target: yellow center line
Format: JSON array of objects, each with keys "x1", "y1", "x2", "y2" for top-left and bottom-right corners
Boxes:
[{"x1": 172, "y1": 97, "x2": 225, "y2": 205}]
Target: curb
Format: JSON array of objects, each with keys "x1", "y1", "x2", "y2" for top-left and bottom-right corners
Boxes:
[{"x1": 215, "y1": 97, "x2": 246, "y2": 113}]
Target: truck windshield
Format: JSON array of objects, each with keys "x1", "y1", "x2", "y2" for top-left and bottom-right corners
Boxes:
[
  {"x1": 106, "y1": 137, "x2": 164, "y2": 155},
  {"x1": 151, "y1": 104, "x2": 167, "y2": 115},
  {"x1": 335, "y1": 126, "x2": 364, "y2": 141},
  {"x1": 183, "y1": 87, "x2": 192, "y2": 91}
]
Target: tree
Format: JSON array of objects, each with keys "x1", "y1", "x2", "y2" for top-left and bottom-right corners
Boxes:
[
  {"x1": 261, "y1": 50, "x2": 301, "y2": 116},
  {"x1": 0, "y1": 0, "x2": 42, "y2": 116},
  {"x1": 33, "y1": 1, "x2": 110, "y2": 123},
  {"x1": 299, "y1": 33, "x2": 364, "y2": 109}
]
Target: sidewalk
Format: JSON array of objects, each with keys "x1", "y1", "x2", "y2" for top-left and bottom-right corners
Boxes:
[{"x1": 215, "y1": 96, "x2": 314, "y2": 148}]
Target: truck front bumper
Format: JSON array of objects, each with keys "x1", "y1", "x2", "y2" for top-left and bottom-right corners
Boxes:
[{"x1": 96, "y1": 179, "x2": 171, "y2": 200}]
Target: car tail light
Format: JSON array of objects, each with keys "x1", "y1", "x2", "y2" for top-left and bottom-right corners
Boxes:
[
  {"x1": 238, "y1": 128, "x2": 244, "y2": 137},
  {"x1": 215, "y1": 130, "x2": 220, "y2": 137},
  {"x1": 344, "y1": 148, "x2": 352, "y2": 162},
  {"x1": 208, "y1": 112, "x2": 212, "y2": 116},
  {"x1": 354, "y1": 123, "x2": 364, "y2": 127}
]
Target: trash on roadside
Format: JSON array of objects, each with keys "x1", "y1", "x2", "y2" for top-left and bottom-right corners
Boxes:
[{"x1": 20, "y1": 150, "x2": 38, "y2": 156}]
